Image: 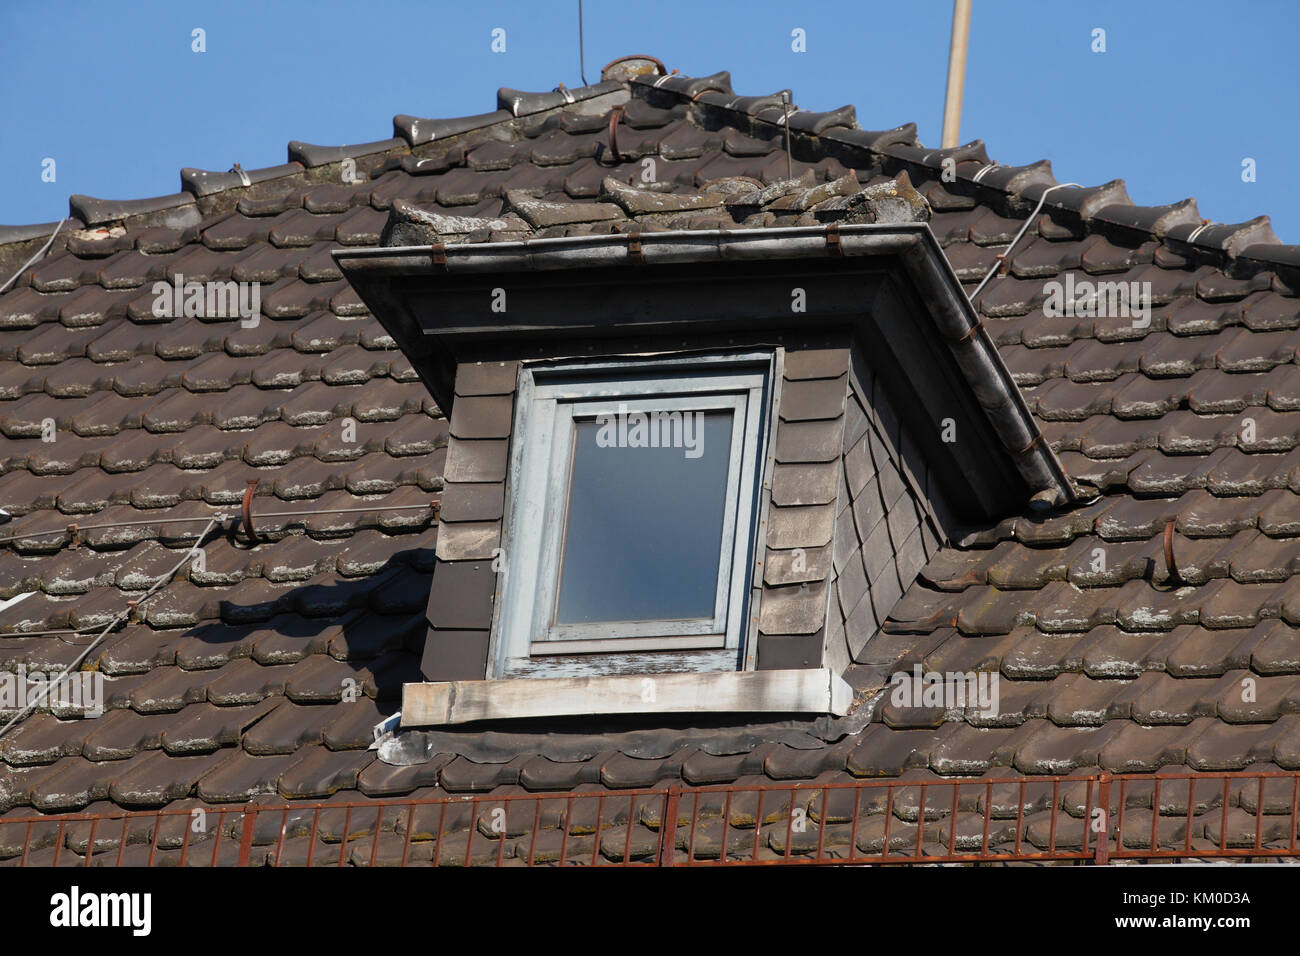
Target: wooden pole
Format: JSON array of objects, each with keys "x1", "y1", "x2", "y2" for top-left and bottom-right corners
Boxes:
[{"x1": 941, "y1": 0, "x2": 973, "y2": 149}]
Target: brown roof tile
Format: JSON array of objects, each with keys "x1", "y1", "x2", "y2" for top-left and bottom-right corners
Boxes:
[{"x1": 3, "y1": 65, "x2": 1300, "y2": 830}]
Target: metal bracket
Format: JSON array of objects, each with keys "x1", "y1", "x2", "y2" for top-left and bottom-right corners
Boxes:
[
  {"x1": 824, "y1": 222, "x2": 842, "y2": 257},
  {"x1": 956, "y1": 318, "x2": 986, "y2": 344},
  {"x1": 1014, "y1": 433, "x2": 1044, "y2": 456},
  {"x1": 370, "y1": 711, "x2": 402, "y2": 748}
]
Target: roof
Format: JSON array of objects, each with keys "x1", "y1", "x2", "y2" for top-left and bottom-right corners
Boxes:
[{"x1": 3, "y1": 61, "x2": 1300, "y2": 841}]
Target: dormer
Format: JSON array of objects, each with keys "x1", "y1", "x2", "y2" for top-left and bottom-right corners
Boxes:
[{"x1": 337, "y1": 182, "x2": 1075, "y2": 728}]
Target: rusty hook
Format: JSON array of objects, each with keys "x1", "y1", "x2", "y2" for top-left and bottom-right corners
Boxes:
[
  {"x1": 1163, "y1": 517, "x2": 1181, "y2": 585},
  {"x1": 241, "y1": 479, "x2": 260, "y2": 545},
  {"x1": 606, "y1": 105, "x2": 625, "y2": 164}
]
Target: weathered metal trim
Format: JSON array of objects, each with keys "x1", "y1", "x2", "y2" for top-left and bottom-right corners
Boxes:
[
  {"x1": 401, "y1": 667, "x2": 853, "y2": 726},
  {"x1": 334, "y1": 223, "x2": 1076, "y2": 505}
]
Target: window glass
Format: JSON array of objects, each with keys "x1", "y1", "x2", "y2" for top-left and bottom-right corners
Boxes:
[
  {"x1": 490, "y1": 357, "x2": 772, "y2": 678},
  {"x1": 553, "y1": 411, "x2": 734, "y2": 624}
]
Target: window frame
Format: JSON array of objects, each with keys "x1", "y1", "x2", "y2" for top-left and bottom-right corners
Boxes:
[{"x1": 489, "y1": 352, "x2": 776, "y2": 679}]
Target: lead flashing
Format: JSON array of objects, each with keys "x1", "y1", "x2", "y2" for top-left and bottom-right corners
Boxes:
[{"x1": 401, "y1": 668, "x2": 854, "y2": 726}]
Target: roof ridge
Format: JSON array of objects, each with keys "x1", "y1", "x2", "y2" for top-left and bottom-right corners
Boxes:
[
  {"x1": 630, "y1": 68, "x2": 1300, "y2": 280},
  {"x1": 0, "y1": 79, "x2": 628, "y2": 251},
  {"x1": 3, "y1": 62, "x2": 1298, "y2": 281}
]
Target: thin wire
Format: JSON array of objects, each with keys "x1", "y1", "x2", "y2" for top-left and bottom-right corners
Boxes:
[
  {"x1": 0, "y1": 502, "x2": 435, "y2": 547},
  {"x1": 968, "y1": 183, "x2": 1082, "y2": 303},
  {"x1": 0, "y1": 626, "x2": 101, "y2": 644},
  {"x1": 782, "y1": 91, "x2": 793, "y2": 181},
  {"x1": 255, "y1": 505, "x2": 433, "y2": 519},
  {"x1": 0, "y1": 218, "x2": 68, "y2": 295},
  {"x1": 578, "y1": 0, "x2": 588, "y2": 86},
  {"x1": 0, "y1": 516, "x2": 220, "y2": 740}
]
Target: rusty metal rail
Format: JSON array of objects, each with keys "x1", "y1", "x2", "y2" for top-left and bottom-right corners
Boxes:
[{"x1": 5, "y1": 770, "x2": 1300, "y2": 866}]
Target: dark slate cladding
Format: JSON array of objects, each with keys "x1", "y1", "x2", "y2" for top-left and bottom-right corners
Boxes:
[
  {"x1": 824, "y1": 347, "x2": 950, "y2": 680},
  {"x1": 759, "y1": 344, "x2": 851, "y2": 670},
  {"x1": 1, "y1": 63, "x2": 1300, "y2": 841},
  {"x1": 421, "y1": 359, "x2": 517, "y2": 678}
]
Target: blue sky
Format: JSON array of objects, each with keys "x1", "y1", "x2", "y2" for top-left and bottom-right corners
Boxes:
[{"x1": 3, "y1": 0, "x2": 1296, "y2": 241}]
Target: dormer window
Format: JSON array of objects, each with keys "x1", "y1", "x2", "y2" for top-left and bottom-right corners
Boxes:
[
  {"x1": 336, "y1": 216, "x2": 1075, "y2": 726},
  {"x1": 493, "y1": 355, "x2": 772, "y2": 677}
]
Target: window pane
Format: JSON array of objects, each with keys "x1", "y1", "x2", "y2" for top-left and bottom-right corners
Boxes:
[{"x1": 554, "y1": 410, "x2": 734, "y2": 625}]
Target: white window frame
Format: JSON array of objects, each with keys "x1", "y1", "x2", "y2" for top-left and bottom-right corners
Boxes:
[{"x1": 489, "y1": 353, "x2": 774, "y2": 679}]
